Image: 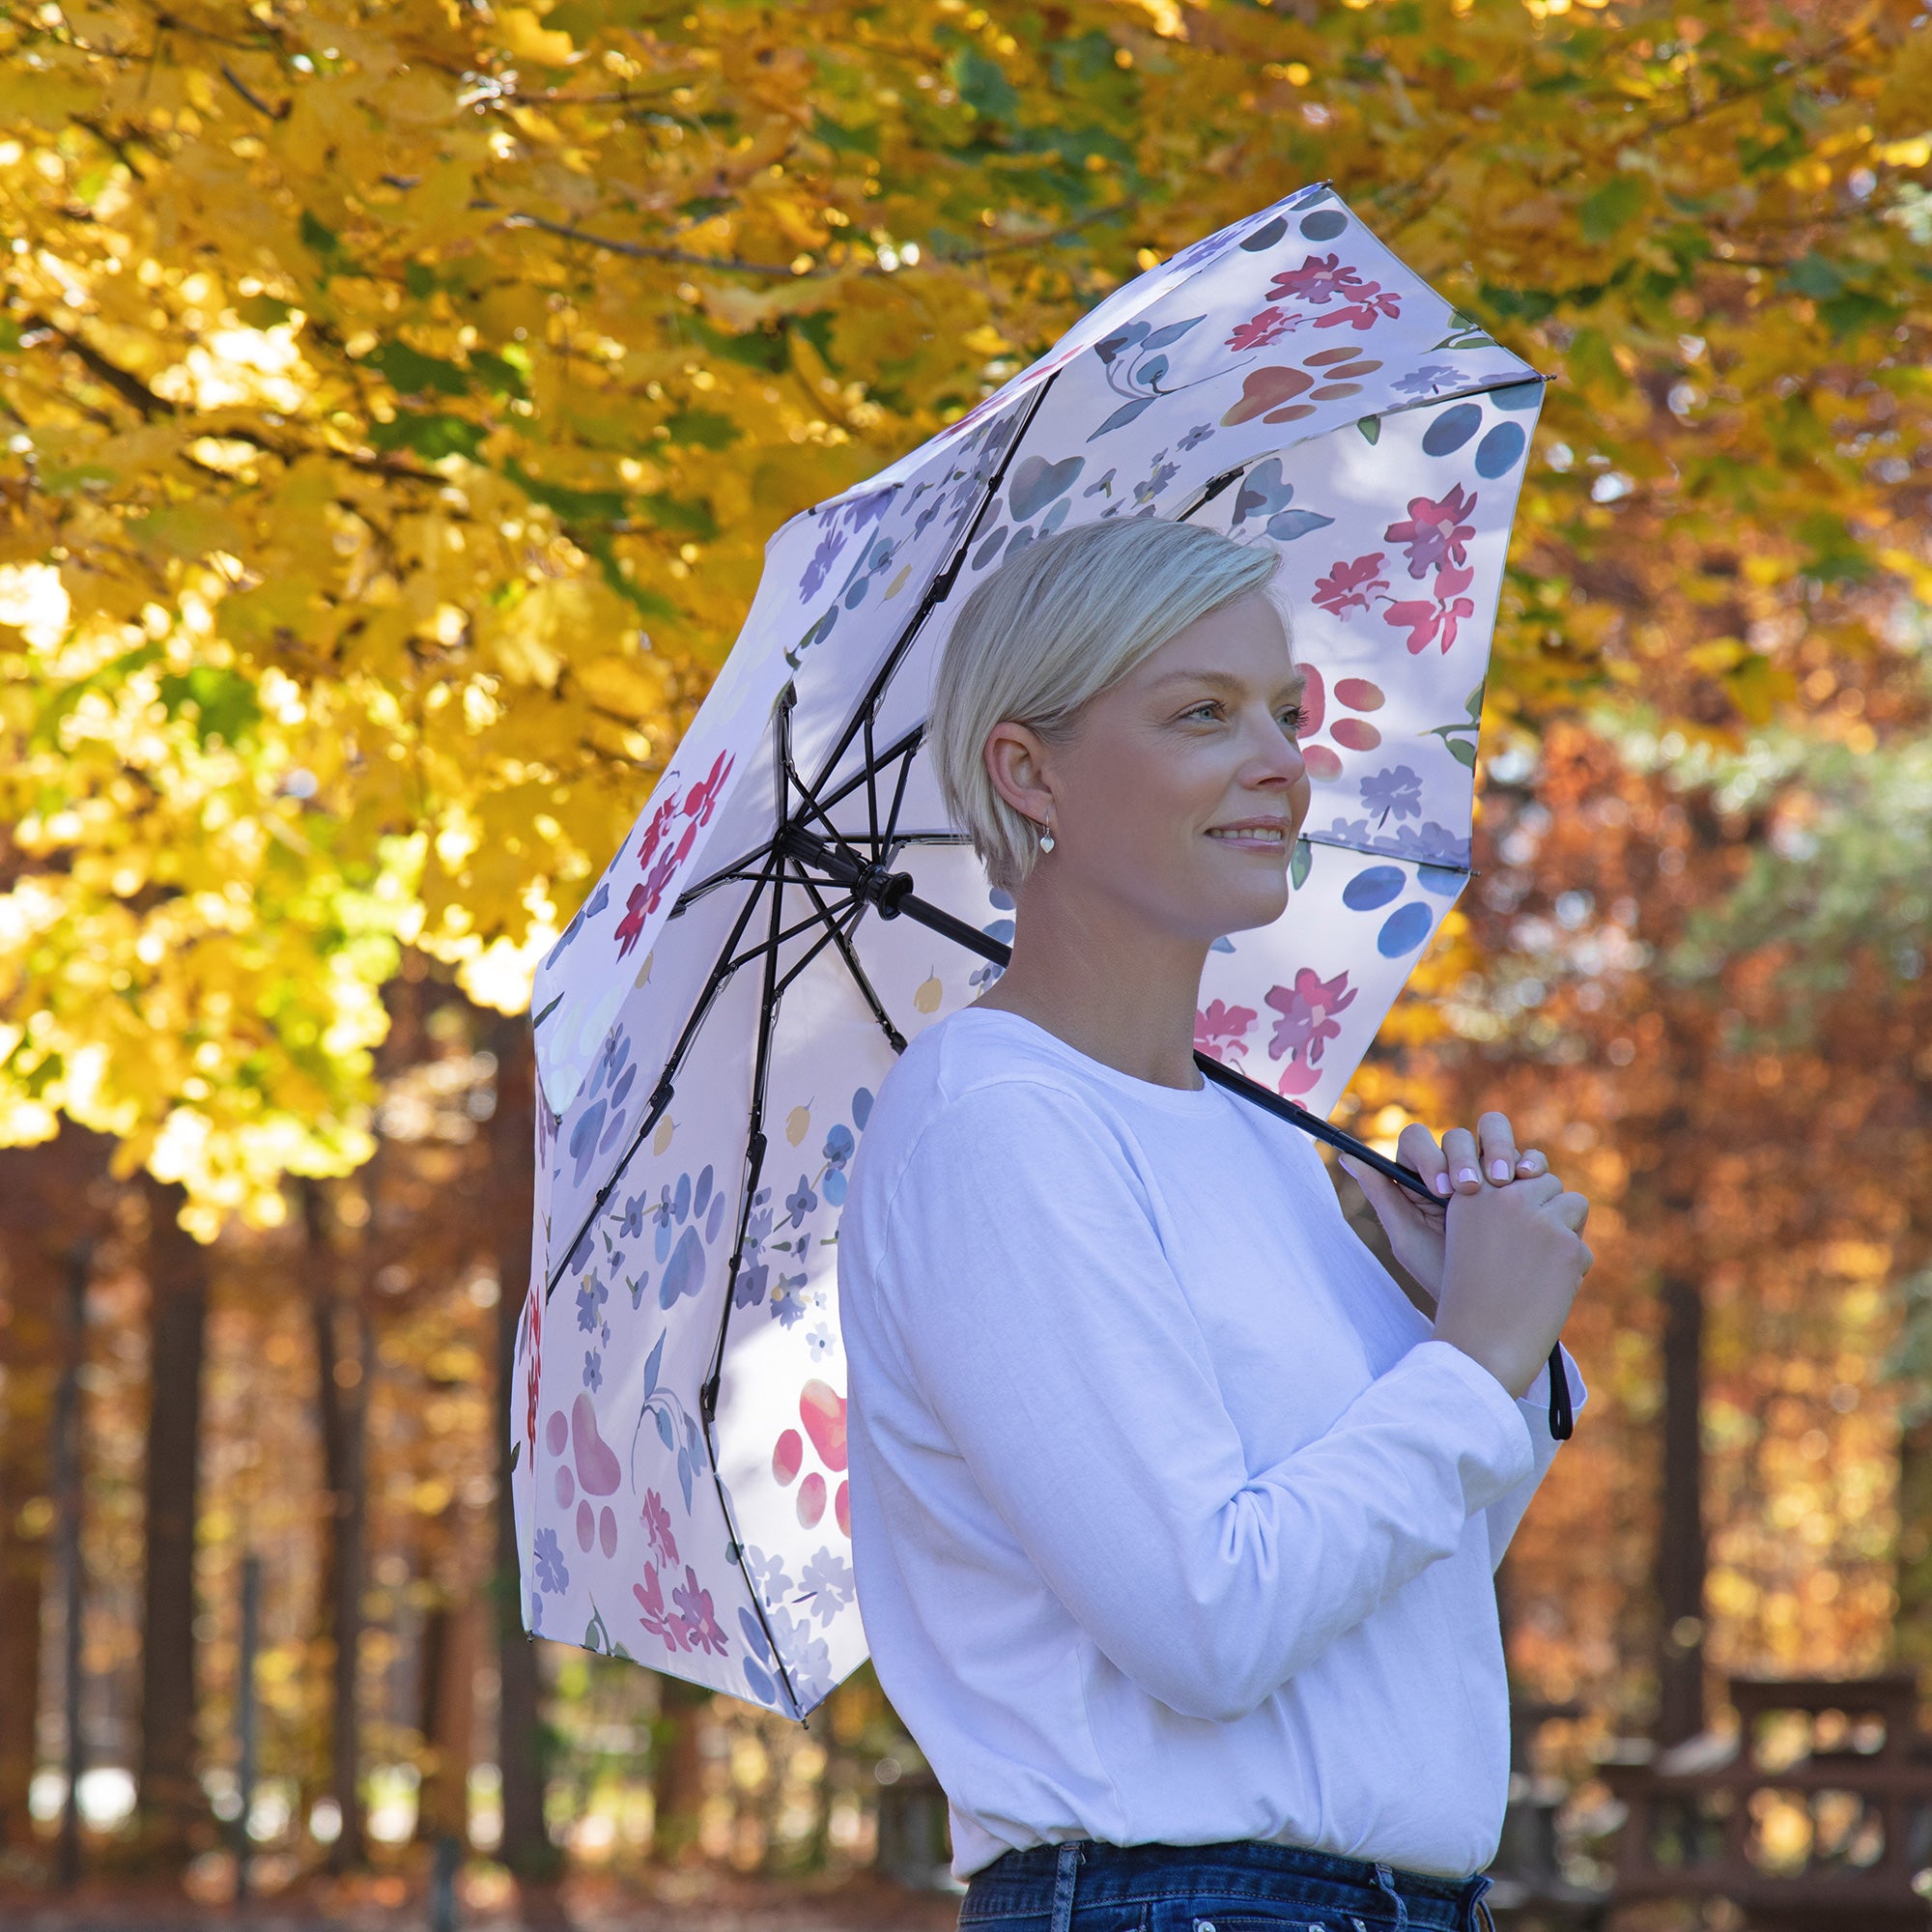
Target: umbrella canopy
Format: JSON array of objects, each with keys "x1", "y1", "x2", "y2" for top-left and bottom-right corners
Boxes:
[{"x1": 511, "y1": 182, "x2": 1547, "y2": 1718}]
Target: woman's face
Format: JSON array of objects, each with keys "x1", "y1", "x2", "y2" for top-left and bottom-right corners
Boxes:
[{"x1": 999, "y1": 592, "x2": 1311, "y2": 944}]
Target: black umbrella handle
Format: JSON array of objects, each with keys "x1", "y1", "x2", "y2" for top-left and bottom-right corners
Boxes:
[{"x1": 863, "y1": 878, "x2": 1574, "y2": 1441}]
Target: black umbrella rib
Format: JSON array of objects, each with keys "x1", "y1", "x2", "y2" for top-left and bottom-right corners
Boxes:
[
  {"x1": 700, "y1": 710, "x2": 808, "y2": 1721},
  {"x1": 780, "y1": 865, "x2": 906, "y2": 1049},
  {"x1": 805, "y1": 373, "x2": 1061, "y2": 804},
  {"x1": 724, "y1": 891, "x2": 864, "y2": 975},
  {"x1": 543, "y1": 866, "x2": 775, "y2": 1301}
]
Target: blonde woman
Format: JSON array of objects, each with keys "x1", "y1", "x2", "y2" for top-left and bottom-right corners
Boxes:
[{"x1": 837, "y1": 518, "x2": 1589, "y2": 1932}]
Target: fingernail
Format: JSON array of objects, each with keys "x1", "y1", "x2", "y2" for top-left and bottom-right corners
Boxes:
[
  {"x1": 1518, "y1": 1156, "x2": 1537, "y2": 1172},
  {"x1": 1432, "y1": 1172, "x2": 1452, "y2": 1197},
  {"x1": 1491, "y1": 1158, "x2": 1511, "y2": 1182},
  {"x1": 1456, "y1": 1166, "x2": 1479, "y2": 1187}
]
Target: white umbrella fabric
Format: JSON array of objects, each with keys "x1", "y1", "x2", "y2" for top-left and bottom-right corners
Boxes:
[{"x1": 511, "y1": 182, "x2": 1559, "y2": 1717}]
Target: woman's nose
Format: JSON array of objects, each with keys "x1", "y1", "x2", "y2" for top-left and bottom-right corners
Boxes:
[{"x1": 1239, "y1": 713, "x2": 1306, "y2": 788}]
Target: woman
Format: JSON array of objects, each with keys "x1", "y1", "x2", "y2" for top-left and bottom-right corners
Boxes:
[{"x1": 837, "y1": 517, "x2": 1590, "y2": 1932}]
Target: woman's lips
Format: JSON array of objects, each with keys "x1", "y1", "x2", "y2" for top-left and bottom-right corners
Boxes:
[{"x1": 1206, "y1": 821, "x2": 1289, "y2": 850}]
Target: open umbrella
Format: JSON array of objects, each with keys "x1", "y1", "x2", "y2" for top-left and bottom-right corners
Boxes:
[{"x1": 511, "y1": 181, "x2": 1566, "y2": 1719}]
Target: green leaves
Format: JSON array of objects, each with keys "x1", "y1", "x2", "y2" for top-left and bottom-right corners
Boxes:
[
  {"x1": 952, "y1": 46, "x2": 1019, "y2": 126},
  {"x1": 1578, "y1": 174, "x2": 1647, "y2": 246}
]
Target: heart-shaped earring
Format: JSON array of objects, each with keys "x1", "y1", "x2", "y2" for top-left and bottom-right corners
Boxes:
[{"x1": 1037, "y1": 819, "x2": 1056, "y2": 855}]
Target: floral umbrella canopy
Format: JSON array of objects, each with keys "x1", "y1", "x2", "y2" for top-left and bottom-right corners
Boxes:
[{"x1": 512, "y1": 182, "x2": 1545, "y2": 1718}]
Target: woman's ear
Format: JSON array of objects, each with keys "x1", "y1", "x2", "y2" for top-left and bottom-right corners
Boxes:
[{"x1": 982, "y1": 721, "x2": 1055, "y2": 825}]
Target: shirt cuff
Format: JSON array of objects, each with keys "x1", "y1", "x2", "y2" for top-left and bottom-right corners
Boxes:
[{"x1": 1391, "y1": 1338, "x2": 1538, "y2": 1508}]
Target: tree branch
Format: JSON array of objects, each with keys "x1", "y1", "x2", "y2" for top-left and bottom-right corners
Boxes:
[
  {"x1": 484, "y1": 196, "x2": 1134, "y2": 280},
  {"x1": 220, "y1": 62, "x2": 288, "y2": 122}
]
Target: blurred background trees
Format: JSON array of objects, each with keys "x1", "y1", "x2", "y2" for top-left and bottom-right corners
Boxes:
[{"x1": 0, "y1": 0, "x2": 1929, "y2": 1910}]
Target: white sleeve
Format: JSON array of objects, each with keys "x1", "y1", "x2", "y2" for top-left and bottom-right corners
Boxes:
[
  {"x1": 1484, "y1": 1342, "x2": 1586, "y2": 1572},
  {"x1": 872, "y1": 1080, "x2": 1537, "y2": 1725}
]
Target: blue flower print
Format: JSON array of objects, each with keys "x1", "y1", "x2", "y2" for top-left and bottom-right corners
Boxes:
[
  {"x1": 800, "y1": 526, "x2": 847, "y2": 601},
  {"x1": 1394, "y1": 363, "x2": 1466, "y2": 397},
  {"x1": 619, "y1": 1191, "x2": 647, "y2": 1241},
  {"x1": 771, "y1": 1274, "x2": 809, "y2": 1328},
  {"x1": 1179, "y1": 422, "x2": 1214, "y2": 451},
  {"x1": 800, "y1": 1548, "x2": 855, "y2": 1626},
  {"x1": 1360, "y1": 764, "x2": 1423, "y2": 825},
  {"x1": 734, "y1": 1194, "x2": 773, "y2": 1307},
  {"x1": 576, "y1": 1274, "x2": 607, "y2": 1334},
  {"x1": 821, "y1": 1122, "x2": 856, "y2": 1206},
  {"x1": 583, "y1": 1349, "x2": 603, "y2": 1393},
  {"x1": 785, "y1": 1175, "x2": 818, "y2": 1228},
  {"x1": 807, "y1": 1322, "x2": 834, "y2": 1362},
  {"x1": 743, "y1": 1544, "x2": 794, "y2": 1601},
  {"x1": 534, "y1": 1527, "x2": 570, "y2": 1595}
]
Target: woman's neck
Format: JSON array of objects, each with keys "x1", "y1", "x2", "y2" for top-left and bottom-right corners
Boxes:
[{"x1": 973, "y1": 877, "x2": 1208, "y2": 1091}]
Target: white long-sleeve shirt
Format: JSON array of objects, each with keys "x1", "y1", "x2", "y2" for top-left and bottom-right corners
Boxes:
[{"x1": 837, "y1": 1008, "x2": 1582, "y2": 1881}]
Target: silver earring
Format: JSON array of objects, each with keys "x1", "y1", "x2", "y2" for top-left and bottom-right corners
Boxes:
[{"x1": 1037, "y1": 819, "x2": 1056, "y2": 855}]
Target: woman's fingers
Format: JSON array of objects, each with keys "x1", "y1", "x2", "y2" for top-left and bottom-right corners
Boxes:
[
  {"x1": 1515, "y1": 1147, "x2": 1549, "y2": 1179},
  {"x1": 1395, "y1": 1122, "x2": 1452, "y2": 1199},
  {"x1": 1438, "y1": 1124, "x2": 1483, "y2": 1194},
  {"x1": 1476, "y1": 1111, "x2": 1520, "y2": 1185},
  {"x1": 1554, "y1": 1189, "x2": 1590, "y2": 1234}
]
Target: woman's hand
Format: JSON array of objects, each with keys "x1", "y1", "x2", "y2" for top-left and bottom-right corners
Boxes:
[
  {"x1": 1434, "y1": 1169, "x2": 1593, "y2": 1399},
  {"x1": 1339, "y1": 1112, "x2": 1548, "y2": 1300}
]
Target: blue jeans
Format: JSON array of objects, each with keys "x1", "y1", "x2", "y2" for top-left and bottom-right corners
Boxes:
[{"x1": 959, "y1": 1839, "x2": 1497, "y2": 1932}]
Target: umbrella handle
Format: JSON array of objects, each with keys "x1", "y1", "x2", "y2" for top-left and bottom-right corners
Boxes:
[{"x1": 1192, "y1": 1054, "x2": 1574, "y2": 1441}]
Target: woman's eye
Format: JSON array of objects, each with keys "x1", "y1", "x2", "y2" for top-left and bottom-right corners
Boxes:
[
  {"x1": 1182, "y1": 701, "x2": 1222, "y2": 723},
  {"x1": 1280, "y1": 705, "x2": 1309, "y2": 734}
]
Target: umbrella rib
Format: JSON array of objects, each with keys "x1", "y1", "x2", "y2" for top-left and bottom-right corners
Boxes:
[
  {"x1": 1297, "y1": 830, "x2": 1472, "y2": 874},
  {"x1": 781, "y1": 866, "x2": 905, "y2": 1049},
  {"x1": 701, "y1": 735, "x2": 809, "y2": 1722},
  {"x1": 881, "y1": 729, "x2": 921, "y2": 851},
  {"x1": 724, "y1": 892, "x2": 864, "y2": 975},
  {"x1": 813, "y1": 720, "x2": 923, "y2": 817},
  {"x1": 805, "y1": 372, "x2": 1061, "y2": 803},
  {"x1": 543, "y1": 870, "x2": 776, "y2": 1300},
  {"x1": 863, "y1": 708, "x2": 880, "y2": 859}
]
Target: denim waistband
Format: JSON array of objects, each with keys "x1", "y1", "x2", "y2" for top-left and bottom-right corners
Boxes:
[{"x1": 960, "y1": 1838, "x2": 1494, "y2": 1932}]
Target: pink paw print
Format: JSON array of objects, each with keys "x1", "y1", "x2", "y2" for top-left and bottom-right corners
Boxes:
[{"x1": 771, "y1": 1379, "x2": 849, "y2": 1536}]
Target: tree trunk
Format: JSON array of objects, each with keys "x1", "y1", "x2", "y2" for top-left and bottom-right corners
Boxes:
[
  {"x1": 415, "y1": 1595, "x2": 479, "y2": 1845},
  {"x1": 136, "y1": 1175, "x2": 212, "y2": 1859},
  {"x1": 650, "y1": 1678, "x2": 711, "y2": 1864},
  {"x1": 1656, "y1": 1272, "x2": 1708, "y2": 1747},
  {"x1": 308, "y1": 1182, "x2": 371, "y2": 1870},
  {"x1": 0, "y1": 1173, "x2": 59, "y2": 1849},
  {"x1": 488, "y1": 1015, "x2": 556, "y2": 1877}
]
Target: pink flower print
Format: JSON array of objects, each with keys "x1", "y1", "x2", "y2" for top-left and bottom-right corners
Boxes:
[
  {"x1": 1383, "y1": 597, "x2": 1443, "y2": 655},
  {"x1": 1195, "y1": 1000, "x2": 1259, "y2": 1065},
  {"x1": 1384, "y1": 562, "x2": 1477, "y2": 656},
  {"x1": 1315, "y1": 284, "x2": 1402, "y2": 331},
  {"x1": 614, "y1": 883, "x2": 651, "y2": 959},
  {"x1": 1226, "y1": 306, "x2": 1297, "y2": 353},
  {"x1": 641, "y1": 1489, "x2": 678, "y2": 1568},
  {"x1": 1385, "y1": 484, "x2": 1477, "y2": 581},
  {"x1": 1267, "y1": 253, "x2": 1368, "y2": 306},
  {"x1": 1431, "y1": 563, "x2": 1476, "y2": 653},
  {"x1": 672, "y1": 1565, "x2": 729, "y2": 1656},
  {"x1": 635, "y1": 794, "x2": 681, "y2": 876},
  {"x1": 682, "y1": 749, "x2": 733, "y2": 830},
  {"x1": 639, "y1": 845, "x2": 680, "y2": 920},
  {"x1": 1312, "y1": 553, "x2": 1390, "y2": 618},
  {"x1": 1265, "y1": 969, "x2": 1357, "y2": 1073},
  {"x1": 634, "y1": 1563, "x2": 693, "y2": 1653}
]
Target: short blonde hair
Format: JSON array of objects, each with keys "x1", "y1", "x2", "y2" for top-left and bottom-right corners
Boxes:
[{"x1": 928, "y1": 517, "x2": 1284, "y2": 893}]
